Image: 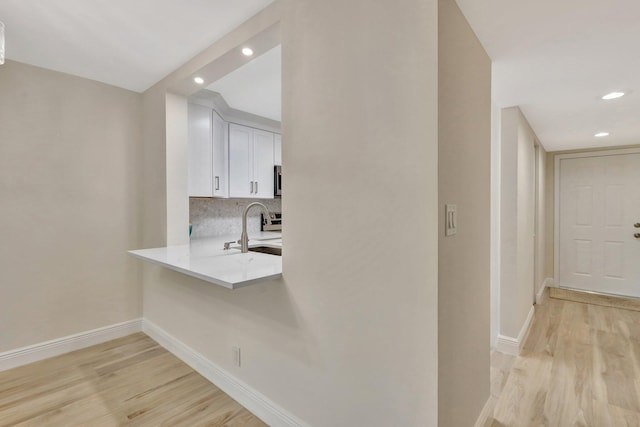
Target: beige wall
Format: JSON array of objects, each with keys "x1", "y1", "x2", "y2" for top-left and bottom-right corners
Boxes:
[
  {"x1": 516, "y1": 119, "x2": 535, "y2": 312},
  {"x1": 545, "y1": 150, "x2": 555, "y2": 279},
  {"x1": 141, "y1": 1, "x2": 439, "y2": 426},
  {"x1": 141, "y1": 87, "x2": 167, "y2": 248},
  {"x1": 165, "y1": 93, "x2": 189, "y2": 245},
  {"x1": 490, "y1": 101, "x2": 502, "y2": 347},
  {"x1": 0, "y1": 61, "x2": 143, "y2": 352},
  {"x1": 438, "y1": 0, "x2": 492, "y2": 425},
  {"x1": 500, "y1": 107, "x2": 538, "y2": 338},
  {"x1": 534, "y1": 142, "x2": 548, "y2": 297},
  {"x1": 0, "y1": 2, "x2": 499, "y2": 423}
]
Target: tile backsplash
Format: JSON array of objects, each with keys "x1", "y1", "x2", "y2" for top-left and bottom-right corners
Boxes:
[{"x1": 190, "y1": 198, "x2": 282, "y2": 239}]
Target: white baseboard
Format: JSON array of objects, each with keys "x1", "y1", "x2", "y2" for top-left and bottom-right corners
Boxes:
[
  {"x1": 1, "y1": 318, "x2": 308, "y2": 426},
  {"x1": 143, "y1": 319, "x2": 310, "y2": 427},
  {"x1": 474, "y1": 396, "x2": 495, "y2": 427},
  {"x1": 495, "y1": 305, "x2": 535, "y2": 356},
  {"x1": 495, "y1": 334, "x2": 519, "y2": 356},
  {"x1": 536, "y1": 277, "x2": 554, "y2": 305},
  {"x1": 0, "y1": 318, "x2": 143, "y2": 372}
]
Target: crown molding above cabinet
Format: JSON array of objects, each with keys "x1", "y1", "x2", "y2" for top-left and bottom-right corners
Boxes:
[{"x1": 190, "y1": 90, "x2": 281, "y2": 134}]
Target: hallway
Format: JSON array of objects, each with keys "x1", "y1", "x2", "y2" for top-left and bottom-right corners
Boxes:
[{"x1": 486, "y1": 291, "x2": 640, "y2": 426}]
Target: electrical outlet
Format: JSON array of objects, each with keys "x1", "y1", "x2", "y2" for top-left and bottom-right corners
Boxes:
[{"x1": 232, "y1": 346, "x2": 241, "y2": 367}]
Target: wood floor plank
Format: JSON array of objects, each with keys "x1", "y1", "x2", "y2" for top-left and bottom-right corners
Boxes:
[
  {"x1": 492, "y1": 352, "x2": 554, "y2": 425},
  {"x1": 489, "y1": 289, "x2": 640, "y2": 426},
  {"x1": 596, "y1": 329, "x2": 640, "y2": 413},
  {"x1": 0, "y1": 333, "x2": 267, "y2": 427},
  {"x1": 551, "y1": 287, "x2": 640, "y2": 312}
]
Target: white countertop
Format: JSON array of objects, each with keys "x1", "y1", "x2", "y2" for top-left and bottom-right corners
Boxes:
[{"x1": 128, "y1": 232, "x2": 282, "y2": 289}]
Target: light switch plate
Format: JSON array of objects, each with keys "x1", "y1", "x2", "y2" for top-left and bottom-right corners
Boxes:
[
  {"x1": 445, "y1": 204, "x2": 457, "y2": 236},
  {"x1": 232, "y1": 346, "x2": 241, "y2": 367}
]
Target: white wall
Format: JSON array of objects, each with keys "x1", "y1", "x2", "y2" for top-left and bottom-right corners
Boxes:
[
  {"x1": 141, "y1": 1, "x2": 439, "y2": 426},
  {"x1": 499, "y1": 107, "x2": 541, "y2": 340},
  {"x1": 0, "y1": 61, "x2": 143, "y2": 352}
]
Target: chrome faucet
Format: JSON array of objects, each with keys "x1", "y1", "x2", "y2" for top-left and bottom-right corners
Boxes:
[{"x1": 239, "y1": 202, "x2": 273, "y2": 253}]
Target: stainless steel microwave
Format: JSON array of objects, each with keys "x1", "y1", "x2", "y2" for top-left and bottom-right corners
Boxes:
[{"x1": 274, "y1": 165, "x2": 282, "y2": 197}]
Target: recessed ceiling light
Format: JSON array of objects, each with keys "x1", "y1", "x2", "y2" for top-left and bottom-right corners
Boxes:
[
  {"x1": 602, "y1": 91, "x2": 625, "y2": 100},
  {"x1": 594, "y1": 132, "x2": 610, "y2": 137},
  {"x1": 242, "y1": 47, "x2": 254, "y2": 56},
  {"x1": 193, "y1": 76, "x2": 204, "y2": 85}
]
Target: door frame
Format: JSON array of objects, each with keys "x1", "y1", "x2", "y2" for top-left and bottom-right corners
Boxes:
[{"x1": 554, "y1": 147, "x2": 640, "y2": 286}]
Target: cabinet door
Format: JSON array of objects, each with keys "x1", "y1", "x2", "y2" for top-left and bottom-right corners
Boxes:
[
  {"x1": 253, "y1": 129, "x2": 275, "y2": 198},
  {"x1": 211, "y1": 111, "x2": 228, "y2": 197},
  {"x1": 274, "y1": 134, "x2": 282, "y2": 166},
  {"x1": 229, "y1": 124, "x2": 253, "y2": 198},
  {"x1": 188, "y1": 104, "x2": 213, "y2": 197}
]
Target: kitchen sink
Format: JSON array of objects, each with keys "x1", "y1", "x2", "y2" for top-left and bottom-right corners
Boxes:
[{"x1": 248, "y1": 246, "x2": 282, "y2": 256}]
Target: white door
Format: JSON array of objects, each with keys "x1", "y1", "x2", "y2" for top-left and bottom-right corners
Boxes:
[{"x1": 558, "y1": 153, "x2": 640, "y2": 297}]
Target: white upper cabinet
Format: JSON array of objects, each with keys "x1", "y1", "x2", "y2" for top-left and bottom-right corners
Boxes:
[
  {"x1": 274, "y1": 134, "x2": 282, "y2": 166},
  {"x1": 253, "y1": 129, "x2": 275, "y2": 198},
  {"x1": 211, "y1": 111, "x2": 229, "y2": 197},
  {"x1": 229, "y1": 123, "x2": 275, "y2": 198},
  {"x1": 188, "y1": 104, "x2": 212, "y2": 197},
  {"x1": 229, "y1": 124, "x2": 253, "y2": 198},
  {"x1": 187, "y1": 104, "x2": 228, "y2": 198}
]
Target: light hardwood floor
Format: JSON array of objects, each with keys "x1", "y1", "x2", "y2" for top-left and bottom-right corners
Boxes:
[
  {"x1": 485, "y1": 290, "x2": 640, "y2": 426},
  {"x1": 551, "y1": 287, "x2": 640, "y2": 312},
  {"x1": 0, "y1": 333, "x2": 267, "y2": 427}
]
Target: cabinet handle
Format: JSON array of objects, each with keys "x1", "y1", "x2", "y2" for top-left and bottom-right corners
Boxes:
[
  {"x1": 255, "y1": 181, "x2": 259, "y2": 194},
  {"x1": 250, "y1": 181, "x2": 254, "y2": 194},
  {"x1": 214, "y1": 176, "x2": 219, "y2": 191}
]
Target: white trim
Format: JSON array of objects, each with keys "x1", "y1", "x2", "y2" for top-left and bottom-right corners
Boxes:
[
  {"x1": 536, "y1": 277, "x2": 554, "y2": 305},
  {"x1": 474, "y1": 396, "x2": 495, "y2": 427},
  {"x1": 0, "y1": 318, "x2": 143, "y2": 372},
  {"x1": 554, "y1": 154, "x2": 561, "y2": 285},
  {"x1": 495, "y1": 305, "x2": 535, "y2": 356},
  {"x1": 555, "y1": 147, "x2": 640, "y2": 160},
  {"x1": 143, "y1": 320, "x2": 310, "y2": 427},
  {"x1": 495, "y1": 334, "x2": 519, "y2": 356},
  {"x1": 490, "y1": 101, "x2": 502, "y2": 350},
  {"x1": 554, "y1": 147, "x2": 640, "y2": 286}
]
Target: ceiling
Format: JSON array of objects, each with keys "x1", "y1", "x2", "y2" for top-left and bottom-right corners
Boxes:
[
  {"x1": 455, "y1": 0, "x2": 640, "y2": 151},
  {"x1": 0, "y1": 0, "x2": 273, "y2": 92},
  {"x1": 2, "y1": 0, "x2": 638, "y2": 150},
  {"x1": 207, "y1": 45, "x2": 281, "y2": 122}
]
